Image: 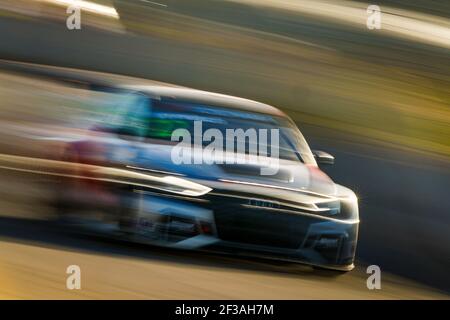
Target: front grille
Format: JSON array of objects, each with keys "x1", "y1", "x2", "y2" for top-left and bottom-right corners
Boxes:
[{"x1": 209, "y1": 194, "x2": 316, "y2": 249}]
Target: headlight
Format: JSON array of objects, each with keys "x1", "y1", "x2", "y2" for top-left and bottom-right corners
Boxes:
[
  {"x1": 314, "y1": 191, "x2": 358, "y2": 221},
  {"x1": 95, "y1": 167, "x2": 212, "y2": 197},
  {"x1": 315, "y1": 200, "x2": 341, "y2": 216},
  {"x1": 151, "y1": 175, "x2": 212, "y2": 197}
]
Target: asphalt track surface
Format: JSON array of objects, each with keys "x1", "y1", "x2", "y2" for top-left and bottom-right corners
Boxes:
[{"x1": 0, "y1": 1, "x2": 449, "y2": 298}]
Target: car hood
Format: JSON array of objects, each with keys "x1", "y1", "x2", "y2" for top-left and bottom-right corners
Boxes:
[{"x1": 126, "y1": 143, "x2": 337, "y2": 197}]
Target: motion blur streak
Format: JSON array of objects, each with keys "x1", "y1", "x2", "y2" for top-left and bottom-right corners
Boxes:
[
  {"x1": 0, "y1": 153, "x2": 211, "y2": 196},
  {"x1": 37, "y1": 0, "x2": 119, "y2": 18},
  {"x1": 230, "y1": 0, "x2": 450, "y2": 48},
  {"x1": 0, "y1": 0, "x2": 449, "y2": 299}
]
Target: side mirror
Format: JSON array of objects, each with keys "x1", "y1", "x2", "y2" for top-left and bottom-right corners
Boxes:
[{"x1": 312, "y1": 150, "x2": 335, "y2": 165}]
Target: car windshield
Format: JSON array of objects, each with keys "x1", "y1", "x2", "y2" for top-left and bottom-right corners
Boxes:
[
  {"x1": 101, "y1": 93, "x2": 315, "y2": 164},
  {"x1": 145, "y1": 99, "x2": 315, "y2": 164}
]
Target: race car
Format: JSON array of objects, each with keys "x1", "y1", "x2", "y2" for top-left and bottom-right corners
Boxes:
[{"x1": 56, "y1": 85, "x2": 359, "y2": 271}]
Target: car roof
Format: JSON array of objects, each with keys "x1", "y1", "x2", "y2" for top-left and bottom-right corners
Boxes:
[{"x1": 120, "y1": 85, "x2": 287, "y2": 117}]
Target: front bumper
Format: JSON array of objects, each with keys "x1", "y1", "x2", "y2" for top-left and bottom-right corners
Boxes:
[
  {"x1": 131, "y1": 189, "x2": 359, "y2": 270},
  {"x1": 201, "y1": 190, "x2": 359, "y2": 269}
]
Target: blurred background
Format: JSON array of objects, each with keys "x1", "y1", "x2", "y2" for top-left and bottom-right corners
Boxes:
[{"x1": 0, "y1": 0, "x2": 448, "y2": 298}]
